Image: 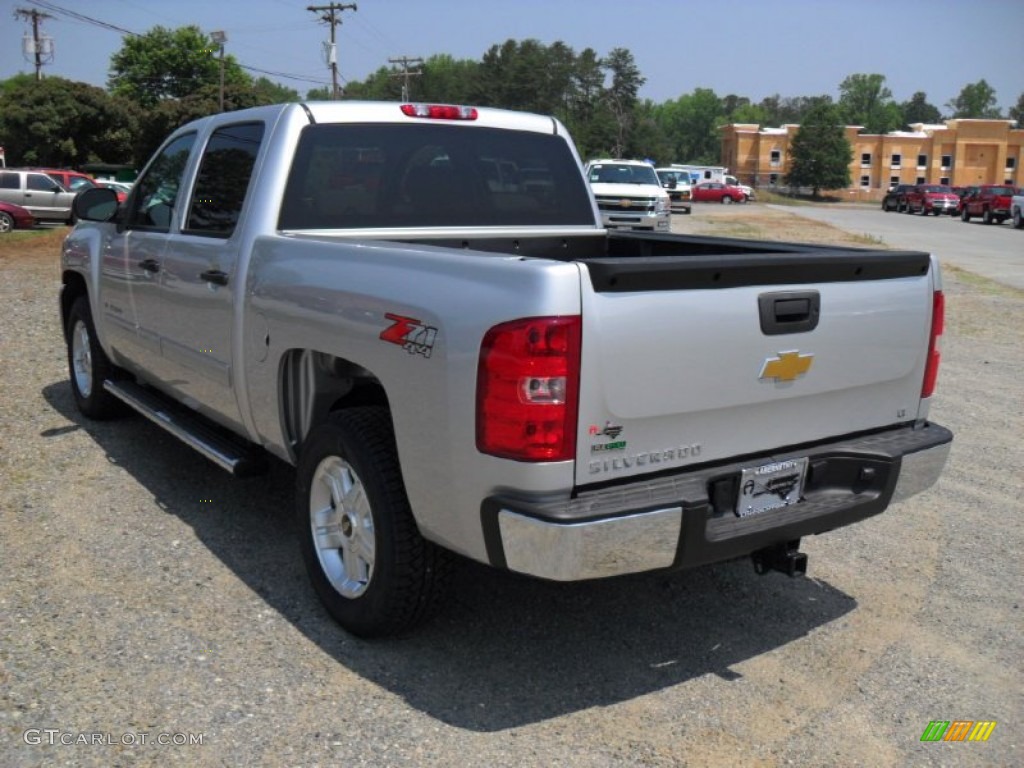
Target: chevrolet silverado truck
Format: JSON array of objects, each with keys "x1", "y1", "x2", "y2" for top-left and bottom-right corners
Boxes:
[
  {"x1": 904, "y1": 184, "x2": 961, "y2": 216},
  {"x1": 584, "y1": 159, "x2": 671, "y2": 231},
  {"x1": 960, "y1": 184, "x2": 1019, "y2": 224},
  {"x1": 61, "y1": 101, "x2": 953, "y2": 637}
]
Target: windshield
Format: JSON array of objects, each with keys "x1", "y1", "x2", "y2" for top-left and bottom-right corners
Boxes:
[
  {"x1": 279, "y1": 123, "x2": 595, "y2": 230},
  {"x1": 588, "y1": 163, "x2": 659, "y2": 186},
  {"x1": 922, "y1": 185, "x2": 953, "y2": 193}
]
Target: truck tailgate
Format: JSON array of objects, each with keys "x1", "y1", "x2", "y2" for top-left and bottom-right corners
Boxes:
[{"x1": 574, "y1": 248, "x2": 936, "y2": 486}]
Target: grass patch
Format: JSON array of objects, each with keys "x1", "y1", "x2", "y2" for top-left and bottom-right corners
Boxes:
[{"x1": 945, "y1": 264, "x2": 1024, "y2": 299}]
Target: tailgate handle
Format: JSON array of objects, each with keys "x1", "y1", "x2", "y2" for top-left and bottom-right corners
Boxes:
[{"x1": 759, "y1": 291, "x2": 820, "y2": 335}]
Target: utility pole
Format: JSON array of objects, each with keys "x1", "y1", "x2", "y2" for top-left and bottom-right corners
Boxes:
[
  {"x1": 210, "y1": 30, "x2": 228, "y2": 111},
  {"x1": 388, "y1": 56, "x2": 423, "y2": 101},
  {"x1": 14, "y1": 7, "x2": 54, "y2": 81},
  {"x1": 307, "y1": 3, "x2": 357, "y2": 100}
]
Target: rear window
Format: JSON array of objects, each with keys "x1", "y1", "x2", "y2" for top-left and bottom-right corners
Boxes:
[{"x1": 279, "y1": 123, "x2": 594, "y2": 230}]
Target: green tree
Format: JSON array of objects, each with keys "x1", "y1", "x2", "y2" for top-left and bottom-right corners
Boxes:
[
  {"x1": 109, "y1": 25, "x2": 251, "y2": 107},
  {"x1": 900, "y1": 91, "x2": 943, "y2": 127},
  {"x1": 785, "y1": 101, "x2": 852, "y2": 197},
  {"x1": 602, "y1": 47, "x2": 645, "y2": 157},
  {"x1": 0, "y1": 74, "x2": 137, "y2": 166},
  {"x1": 419, "y1": 54, "x2": 480, "y2": 103},
  {"x1": 1010, "y1": 92, "x2": 1024, "y2": 126},
  {"x1": 837, "y1": 73, "x2": 902, "y2": 133},
  {"x1": 656, "y1": 88, "x2": 724, "y2": 164},
  {"x1": 946, "y1": 79, "x2": 1002, "y2": 118},
  {"x1": 251, "y1": 77, "x2": 300, "y2": 104}
]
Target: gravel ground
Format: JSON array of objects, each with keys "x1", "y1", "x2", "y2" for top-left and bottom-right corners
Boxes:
[{"x1": 1, "y1": 213, "x2": 1020, "y2": 767}]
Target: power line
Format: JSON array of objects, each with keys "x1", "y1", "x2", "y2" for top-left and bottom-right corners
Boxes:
[
  {"x1": 25, "y1": 0, "x2": 332, "y2": 90},
  {"x1": 14, "y1": 7, "x2": 55, "y2": 80}
]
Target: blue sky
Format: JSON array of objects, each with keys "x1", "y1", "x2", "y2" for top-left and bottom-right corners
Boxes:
[{"x1": 2, "y1": 0, "x2": 1022, "y2": 114}]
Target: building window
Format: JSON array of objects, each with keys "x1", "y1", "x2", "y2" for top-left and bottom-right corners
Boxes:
[
  {"x1": 768, "y1": 173, "x2": 778, "y2": 185},
  {"x1": 916, "y1": 176, "x2": 925, "y2": 185},
  {"x1": 889, "y1": 175, "x2": 900, "y2": 186},
  {"x1": 859, "y1": 175, "x2": 870, "y2": 188},
  {"x1": 1007, "y1": 157, "x2": 1017, "y2": 170},
  {"x1": 1006, "y1": 178, "x2": 1014, "y2": 185},
  {"x1": 770, "y1": 149, "x2": 781, "y2": 167},
  {"x1": 861, "y1": 153, "x2": 872, "y2": 167},
  {"x1": 940, "y1": 176, "x2": 950, "y2": 185},
  {"x1": 917, "y1": 154, "x2": 927, "y2": 168},
  {"x1": 890, "y1": 153, "x2": 902, "y2": 169},
  {"x1": 941, "y1": 154, "x2": 952, "y2": 169}
]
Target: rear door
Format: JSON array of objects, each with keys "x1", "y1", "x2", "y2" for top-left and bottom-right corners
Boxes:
[{"x1": 574, "y1": 247, "x2": 935, "y2": 486}]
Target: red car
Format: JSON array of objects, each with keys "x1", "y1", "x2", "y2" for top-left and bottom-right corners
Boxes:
[
  {"x1": 0, "y1": 200, "x2": 36, "y2": 233},
  {"x1": 691, "y1": 181, "x2": 746, "y2": 204},
  {"x1": 904, "y1": 184, "x2": 961, "y2": 216},
  {"x1": 960, "y1": 184, "x2": 1019, "y2": 224}
]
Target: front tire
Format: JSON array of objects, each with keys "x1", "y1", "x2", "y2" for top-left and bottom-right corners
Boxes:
[
  {"x1": 721, "y1": 195, "x2": 734, "y2": 204},
  {"x1": 983, "y1": 208, "x2": 994, "y2": 225},
  {"x1": 1013, "y1": 209, "x2": 1023, "y2": 229},
  {"x1": 296, "y1": 407, "x2": 450, "y2": 637},
  {"x1": 0, "y1": 212, "x2": 14, "y2": 233},
  {"x1": 66, "y1": 296, "x2": 125, "y2": 419},
  {"x1": 961, "y1": 207, "x2": 971, "y2": 222}
]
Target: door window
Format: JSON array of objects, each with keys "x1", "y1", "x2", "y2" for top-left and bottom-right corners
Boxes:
[
  {"x1": 127, "y1": 133, "x2": 197, "y2": 232},
  {"x1": 184, "y1": 122, "x2": 265, "y2": 238},
  {"x1": 27, "y1": 174, "x2": 62, "y2": 192}
]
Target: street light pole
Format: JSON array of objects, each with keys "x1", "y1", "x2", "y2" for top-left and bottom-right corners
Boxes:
[{"x1": 210, "y1": 30, "x2": 228, "y2": 111}]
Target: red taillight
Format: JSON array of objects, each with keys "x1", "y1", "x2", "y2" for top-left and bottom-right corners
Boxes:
[
  {"x1": 400, "y1": 103, "x2": 478, "y2": 120},
  {"x1": 477, "y1": 316, "x2": 581, "y2": 462},
  {"x1": 922, "y1": 290, "x2": 944, "y2": 397}
]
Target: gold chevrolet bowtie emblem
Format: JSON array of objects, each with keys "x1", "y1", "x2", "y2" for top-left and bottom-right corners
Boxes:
[{"x1": 760, "y1": 351, "x2": 814, "y2": 382}]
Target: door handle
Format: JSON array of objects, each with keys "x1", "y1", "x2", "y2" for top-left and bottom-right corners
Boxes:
[
  {"x1": 200, "y1": 269, "x2": 229, "y2": 286},
  {"x1": 139, "y1": 258, "x2": 160, "y2": 273}
]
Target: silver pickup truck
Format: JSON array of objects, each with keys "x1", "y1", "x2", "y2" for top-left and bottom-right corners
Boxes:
[{"x1": 61, "y1": 101, "x2": 952, "y2": 637}]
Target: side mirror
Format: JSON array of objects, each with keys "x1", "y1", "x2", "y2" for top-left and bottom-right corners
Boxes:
[{"x1": 73, "y1": 187, "x2": 120, "y2": 222}]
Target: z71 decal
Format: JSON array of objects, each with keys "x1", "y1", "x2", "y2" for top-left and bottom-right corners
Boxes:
[{"x1": 380, "y1": 313, "x2": 438, "y2": 358}]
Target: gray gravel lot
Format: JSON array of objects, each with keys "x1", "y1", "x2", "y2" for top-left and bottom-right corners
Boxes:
[{"x1": 1, "y1": 215, "x2": 1021, "y2": 767}]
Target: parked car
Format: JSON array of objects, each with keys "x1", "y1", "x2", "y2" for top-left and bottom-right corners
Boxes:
[
  {"x1": 1012, "y1": 192, "x2": 1024, "y2": 229},
  {"x1": 654, "y1": 167, "x2": 692, "y2": 214},
  {"x1": 34, "y1": 169, "x2": 98, "y2": 194},
  {"x1": 904, "y1": 184, "x2": 961, "y2": 216},
  {"x1": 960, "y1": 185, "x2": 1020, "y2": 225},
  {"x1": 97, "y1": 180, "x2": 131, "y2": 203},
  {"x1": 584, "y1": 159, "x2": 671, "y2": 231},
  {"x1": 0, "y1": 169, "x2": 77, "y2": 223},
  {"x1": 691, "y1": 181, "x2": 746, "y2": 204},
  {"x1": 0, "y1": 200, "x2": 36, "y2": 232},
  {"x1": 882, "y1": 183, "x2": 916, "y2": 212}
]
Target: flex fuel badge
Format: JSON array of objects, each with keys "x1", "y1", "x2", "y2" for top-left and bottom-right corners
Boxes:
[{"x1": 589, "y1": 422, "x2": 625, "y2": 452}]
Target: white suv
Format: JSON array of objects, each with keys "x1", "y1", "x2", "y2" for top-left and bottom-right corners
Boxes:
[{"x1": 584, "y1": 159, "x2": 671, "y2": 231}]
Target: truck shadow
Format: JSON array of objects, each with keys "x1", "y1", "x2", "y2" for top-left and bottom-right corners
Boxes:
[{"x1": 43, "y1": 382, "x2": 857, "y2": 732}]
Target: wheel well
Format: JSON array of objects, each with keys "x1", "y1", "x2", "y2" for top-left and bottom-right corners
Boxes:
[
  {"x1": 60, "y1": 271, "x2": 88, "y2": 339},
  {"x1": 279, "y1": 349, "x2": 391, "y2": 457}
]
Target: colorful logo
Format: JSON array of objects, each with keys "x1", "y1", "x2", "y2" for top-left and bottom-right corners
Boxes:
[
  {"x1": 920, "y1": 720, "x2": 996, "y2": 742},
  {"x1": 759, "y1": 351, "x2": 814, "y2": 383}
]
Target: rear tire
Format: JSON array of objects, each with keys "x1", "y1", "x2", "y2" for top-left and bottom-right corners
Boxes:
[
  {"x1": 66, "y1": 296, "x2": 125, "y2": 419},
  {"x1": 721, "y1": 195, "x2": 734, "y2": 204},
  {"x1": 983, "y1": 208, "x2": 994, "y2": 225},
  {"x1": 296, "y1": 407, "x2": 450, "y2": 637},
  {"x1": 961, "y1": 207, "x2": 970, "y2": 222},
  {"x1": 1013, "y1": 209, "x2": 1023, "y2": 229},
  {"x1": 0, "y1": 212, "x2": 13, "y2": 233}
]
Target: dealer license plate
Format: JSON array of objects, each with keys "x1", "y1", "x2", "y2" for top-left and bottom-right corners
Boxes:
[{"x1": 735, "y1": 457, "x2": 809, "y2": 518}]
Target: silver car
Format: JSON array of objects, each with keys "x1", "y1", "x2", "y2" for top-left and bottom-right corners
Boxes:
[{"x1": 0, "y1": 169, "x2": 77, "y2": 223}]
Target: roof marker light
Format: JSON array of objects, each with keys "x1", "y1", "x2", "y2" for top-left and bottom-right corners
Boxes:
[{"x1": 400, "y1": 103, "x2": 478, "y2": 120}]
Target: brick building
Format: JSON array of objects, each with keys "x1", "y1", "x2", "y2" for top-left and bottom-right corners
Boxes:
[{"x1": 721, "y1": 118, "x2": 1023, "y2": 200}]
